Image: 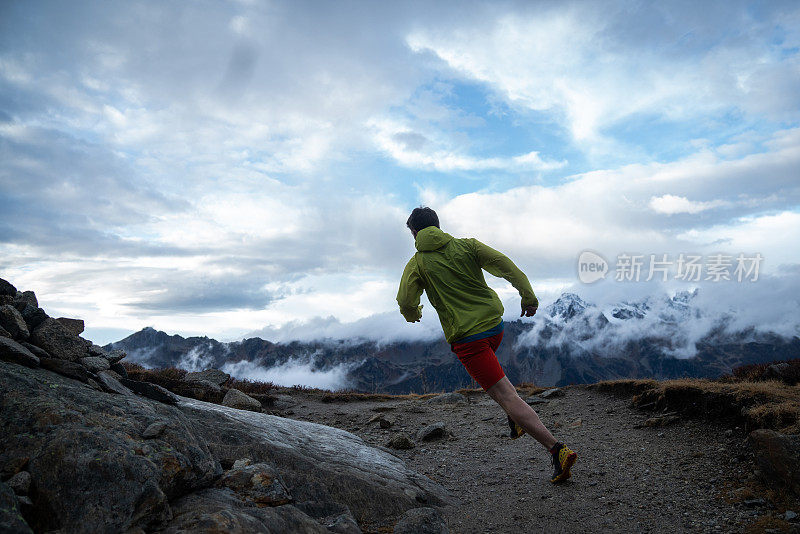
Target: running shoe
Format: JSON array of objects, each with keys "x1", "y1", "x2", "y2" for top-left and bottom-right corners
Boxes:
[
  {"x1": 507, "y1": 414, "x2": 525, "y2": 440},
  {"x1": 550, "y1": 442, "x2": 577, "y2": 483}
]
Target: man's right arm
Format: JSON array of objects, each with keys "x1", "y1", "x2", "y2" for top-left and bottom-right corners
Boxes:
[
  {"x1": 396, "y1": 257, "x2": 424, "y2": 322},
  {"x1": 471, "y1": 238, "x2": 539, "y2": 309}
]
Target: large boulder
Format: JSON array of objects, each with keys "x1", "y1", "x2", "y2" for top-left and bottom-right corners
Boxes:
[
  {"x1": 0, "y1": 361, "x2": 221, "y2": 533},
  {"x1": 749, "y1": 429, "x2": 800, "y2": 496},
  {"x1": 15, "y1": 304, "x2": 48, "y2": 331},
  {"x1": 39, "y1": 357, "x2": 89, "y2": 383},
  {"x1": 30, "y1": 318, "x2": 87, "y2": 362},
  {"x1": 185, "y1": 368, "x2": 230, "y2": 386},
  {"x1": 55, "y1": 317, "x2": 85, "y2": 336},
  {"x1": 1, "y1": 360, "x2": 453, "y2": 533},
  {"x1": 222, "y1": 388, "x2": 263, "y2": 412},
  {"x1": 79, "y1": 356, "x2": 110, "y2": 373},
  {"x1": 0, "y1": 278, "x2": 16, "y2": 297},
  {"x1": 0, "y1": 337, "x2": 39, "y2": 368},
  {"x1": 0, "y1": 305, "x2": 29, "y2": 340},
  {"x1": 14, "y1": 290, "x2": 37, "y2": 308}
]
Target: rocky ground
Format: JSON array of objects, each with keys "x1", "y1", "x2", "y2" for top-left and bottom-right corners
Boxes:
[{"x1": 284, "y1": 386, "x2": 799, "y2": 533}]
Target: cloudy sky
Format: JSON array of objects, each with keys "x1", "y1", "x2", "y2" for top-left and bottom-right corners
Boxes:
[{"x1": 1, "y1": 0, "x2": 799, "y2": 345}]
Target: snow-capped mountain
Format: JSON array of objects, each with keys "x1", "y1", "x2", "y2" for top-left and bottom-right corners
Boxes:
[{"x1": 109, "y1": 290, "x2": 800, "y2": 392}]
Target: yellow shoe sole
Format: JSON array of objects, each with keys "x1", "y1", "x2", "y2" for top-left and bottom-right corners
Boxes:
[{"x1": 550, "y1": 451, "x2": 577, "y2": 484}]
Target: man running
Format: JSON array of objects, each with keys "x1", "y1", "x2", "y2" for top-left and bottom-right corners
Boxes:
[{"x1": 396, "y1": 207, "x2": 577, "y2": 483}]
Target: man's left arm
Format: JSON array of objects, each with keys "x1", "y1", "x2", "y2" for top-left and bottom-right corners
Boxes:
[
  {"x1": 396, "y1": 257, "x2": 424, "y2": 322},
  {"x1": 472, "y1": 239, "x2": 539, "y2": 312}
]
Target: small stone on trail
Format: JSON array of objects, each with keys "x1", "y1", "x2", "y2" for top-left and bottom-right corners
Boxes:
[
  {"x1": 424, "y1": 392, "x2": 467, "y2": 405},
  {"x1": 417, "y1": 422, "x2": 447, "y2": 441},
  {"x1": 539, "y1": 388, "x2": 563, "y2": 399},
  {"x1": 386, "y1": 433, "x2": 416, "y2": 450}
]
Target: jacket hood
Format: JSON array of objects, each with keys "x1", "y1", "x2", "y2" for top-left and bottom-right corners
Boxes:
[{"x1": 415, "y1": 226, "x2": 453, "y2": 252}]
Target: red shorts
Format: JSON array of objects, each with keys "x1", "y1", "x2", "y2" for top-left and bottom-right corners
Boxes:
[{"x1": 450, "y1": 331, "x2": 505, "y2": 391}]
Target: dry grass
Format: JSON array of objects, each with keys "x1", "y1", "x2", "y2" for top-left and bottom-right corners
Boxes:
[
  {"x1": 224, "y1": 377, "x2": 276, "y2": 395},
  {"x1": 592, "y1": 372, "x2": 800, "y2": 434},
  {"x1": 727, "y1": 358, "x2": 800, "y2": 385},
  {"x1": 122, "y1": 362, "x2": 187, "y2": 387},
  {"x1": 320, "y1": 390, "x2": 439, "y2": 403}
]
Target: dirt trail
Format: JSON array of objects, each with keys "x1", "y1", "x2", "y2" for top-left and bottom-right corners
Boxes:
[{"x1": 284, "y1": 386, "x2": 777, "y2": 533}]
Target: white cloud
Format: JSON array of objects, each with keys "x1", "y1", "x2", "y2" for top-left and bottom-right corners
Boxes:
[
  {"x1": 649, "y1": 194, "x2": 728, "y2": 214},
  {"x1": 407, "y1": 4, "x2": 800, "y2": 145}
]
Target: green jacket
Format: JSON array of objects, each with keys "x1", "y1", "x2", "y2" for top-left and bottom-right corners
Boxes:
[{"x1": 396, "y1": 226, "x2": 538, "y2": 343}]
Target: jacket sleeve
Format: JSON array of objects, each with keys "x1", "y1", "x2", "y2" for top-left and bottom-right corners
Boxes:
[
  {"x1": 396, "y1": 257, "x2": 424, "y2": 322},
  {"x1": 472, "y1": 239, "x2": 539, "y2": 308}
]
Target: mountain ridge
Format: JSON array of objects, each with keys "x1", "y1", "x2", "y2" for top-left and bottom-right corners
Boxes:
[{"x1": 108, "y1": 291, "x2": 800, "y2": 393}]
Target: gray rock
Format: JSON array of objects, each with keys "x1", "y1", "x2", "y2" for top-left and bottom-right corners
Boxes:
[
  {"x1": 79, "y1": 356, "x2": 110, "y2": 373},
  {"x1": 16, "y1": 304, "x2": 47, "y2": 331},
  {"x1": 0, "y1": 278, "x2": 16, "y2": 296},
  {"x1": 369, "y1": 413, "x2": 394, "y2": 428},
  {"x1": 55, "y1": 317, "x2": 85, "y2": 336},
  {"x1": 785, "y1": 510, "x2": 797, "y2": 521},
  {"x1": 525, "y1": 396, "x2": 549, "y2": 405},
  {"x1": 749, "y1": 429, "x2": 800, "y2": 496},
  {"x1": 232, "y1": 458, "x2": 252, "y2": 469},
  {"x1": 110, "y1": 362, "x2": 128, "y2": 378},
  {"x1": 161, "y1": 488, "x2": 328, "y2": 533},
  {"x1": 7, "y1": 471, "x2": 31, "y2": 495},
  {"x1": 273, "y1": 393, "x2": 298, "y2": 410},
  {"x1": 142, "y1": 421, "x2": 168, "y2": 439},
  {"x1": 327, "y1": 511, "x2": 363, "y2": 534},
  {"x1": 39, "y1": 357, "x2": 89, "y2": 383},
  {"x1": 394, "y1": 507, "x2": 449, "y2": 534},
  {"x1": 539, "y1": 388, "x2": 564, "y2": 398},
  {"x1": 1, "y1": 361, "x2": 451, "y2": 531},
  {"x1": 30, "y1": 317, "x2": 86, "y2": 361},
  {"x1": 0, "y1": 305, "x2": 29, "y2": 340},
  {"x1": 424, "y1": 392, "x2": 467, "y2": 405},
  {"x1": 0, "y1": 337, "x2": 39, "y2": 368},
  {"x1": 217, "y1": 462, "x2": 292, "y2": 506},
  {"x1": 386, "y1": 433, "x2": 416, "y2": 450},
  {"x1": 96, "y1": 370, "x2": 133, "y2": 395},
  {"x1": 14, "y1": 291, "x2": 37, "y2": 308},
  {"x1": 417, "y1": 422, "x2": 447, "y2": 442},
  {"x1": 106, "y1": 348, "x2": 127, "y2": 363},
  {"x1": 185, "y1": 368, "x2": 230, "y2": 386},
  {"x1": 0, "y1": 482, "x2": 33, "y2": 534},
  {"x1": 0, "y1": 325, "x2": 10, "y2": 338},
  {"x1": 87, "y1": 343, "x2": 109, "y2": 357},
  {"x1": 121, "y1": 378, "x2": 179, "y2": 405},
  {"x1": 764, "y1": 362, "x2": 790, "y2": 381},
  {"x1": 222, "y1": 388, "x2": 263, "y2": 412},
  {"x1": 20, "y1": 342, "x2": 49, "y2": 359}
]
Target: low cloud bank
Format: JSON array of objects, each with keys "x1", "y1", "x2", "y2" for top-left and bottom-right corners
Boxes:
[
  {"x1": 221, "y1": 354, "x2": 361, "y2": 391},
  {"x1": 246, "y1": 310, "x2": 444, "y2": 346}
]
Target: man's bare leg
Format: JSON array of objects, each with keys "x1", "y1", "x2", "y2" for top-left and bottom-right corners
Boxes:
[{"x1": 485, "y1": 376, "x2": 557, "y2": 450}]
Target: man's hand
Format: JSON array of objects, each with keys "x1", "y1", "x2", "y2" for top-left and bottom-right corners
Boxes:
[{"x1": 520, "y1": 305, "x2": 538, "y2": 317}]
